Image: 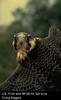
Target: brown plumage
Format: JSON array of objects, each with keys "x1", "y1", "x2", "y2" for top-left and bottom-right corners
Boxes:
[{"x1": 0, "y1": 26, "x2": 61, "y2": 91}]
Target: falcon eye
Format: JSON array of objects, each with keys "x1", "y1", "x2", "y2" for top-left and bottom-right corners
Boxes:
[
  {"x1": 27, "y1": 34, "x2": 32, "y2": 41},
  {"x1": 12, "y1": 35, "x2": 18, "y2": 50}
]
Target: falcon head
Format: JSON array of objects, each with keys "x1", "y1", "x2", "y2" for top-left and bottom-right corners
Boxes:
[{"x1": 12, "y1": 32, "x2": 37, "y2": 62}]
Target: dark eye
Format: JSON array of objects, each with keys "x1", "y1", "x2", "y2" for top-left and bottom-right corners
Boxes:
[
  {"x1": 27, "y1": 34, "x2": 31, "y2": 41},
  {"x1": 12, "y1": 35, "x2": 17, "y2": 50}
]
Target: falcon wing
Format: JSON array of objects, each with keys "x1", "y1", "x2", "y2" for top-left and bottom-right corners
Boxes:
[{"x1": 44, "y1": 26, "x2": 61, "y2": 55}]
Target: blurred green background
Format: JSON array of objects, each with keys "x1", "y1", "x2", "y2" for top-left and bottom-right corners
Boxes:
[{"x1": 0, "y1": 0, "x2": 61, "y2": 83}]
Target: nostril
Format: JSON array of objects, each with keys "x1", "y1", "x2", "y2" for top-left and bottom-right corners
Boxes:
[{"x1": 28, "y1": 43, "x2": 31, "y2": 47}]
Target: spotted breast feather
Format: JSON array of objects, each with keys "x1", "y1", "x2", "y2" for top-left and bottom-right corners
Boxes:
[{"x1": 0, "y1": 26, "x2": 61, "y2": 91}]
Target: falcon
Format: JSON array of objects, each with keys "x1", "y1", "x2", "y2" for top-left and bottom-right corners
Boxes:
[{"x1": 0, "y1": 26, "x2": 61, "y2": 91}]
